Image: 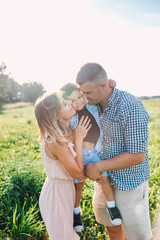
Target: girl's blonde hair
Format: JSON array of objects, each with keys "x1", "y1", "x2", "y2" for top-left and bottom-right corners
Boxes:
[{"x1": 35, "y1": 92, "x2": 72, "y2": 145}]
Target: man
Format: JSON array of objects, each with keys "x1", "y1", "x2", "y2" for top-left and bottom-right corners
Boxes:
[{"x1": 76, "y1": 63, "x2": 153, "y2": 240}]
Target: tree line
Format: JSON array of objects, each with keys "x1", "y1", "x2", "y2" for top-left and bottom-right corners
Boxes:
[{"x1": 0, "y1": 63, "x2": 46, "y2": 108}]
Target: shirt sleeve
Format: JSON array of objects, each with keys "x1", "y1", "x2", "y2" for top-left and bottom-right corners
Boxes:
[
  {"x1": 69, "y1": 113, "x2": 78, "y2": 130},
  {"x1": 123, "y1": 102, "x2": 150, "y2": 153}
]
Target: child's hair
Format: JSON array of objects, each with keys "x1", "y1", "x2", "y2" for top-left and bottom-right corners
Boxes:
[
  {"x1": 60, "y1": 83, "x2": 79, "y2": 100},
  {"x1": 35, "y1": 92, "x2": 72, "y2": 145}
]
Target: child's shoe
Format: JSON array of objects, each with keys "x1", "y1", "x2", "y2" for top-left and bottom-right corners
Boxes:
[
  {"x1": 73, "y1": 212, "x2": 83, "y2": 232},
  {"x1": 106, "y1": 206, "x2": 122, "y2": 225}
]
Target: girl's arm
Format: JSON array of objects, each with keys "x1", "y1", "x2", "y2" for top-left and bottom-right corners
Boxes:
[
  {"x1": 49, "y1": 143, "x2": 84, "y2": 179},
  {"x1": 47, "y1": 116, "x2": 91, "y2": 179}
]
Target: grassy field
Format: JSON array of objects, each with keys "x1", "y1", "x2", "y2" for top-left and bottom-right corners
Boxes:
[{"x1": 0, "y1": 99, "x2": 160, "y2": 239}]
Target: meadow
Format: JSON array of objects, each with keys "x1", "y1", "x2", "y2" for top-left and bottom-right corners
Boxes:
[{"x1": 0, "y1": 99, "x2": 160, "y2": 239}]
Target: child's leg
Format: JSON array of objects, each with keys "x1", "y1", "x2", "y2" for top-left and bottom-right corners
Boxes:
[
  {"x1": 74, "y1": 180, "x2": 85, "y2": 208},
  {"x1": 100, "y1": 175, "x2": 114, "y2": 202},
  {"x1": 73, "y1": 180, "x2": 85, "y2": 232},
  {"x1": 88, "y1": 151, "x2": 122, "y2": 225},
  {"x1": 73, "y1": 148, "x2": 91, "y2": 232},
  {"x1": 100, "y1": 175, "x2": 122, "y2": 226}
]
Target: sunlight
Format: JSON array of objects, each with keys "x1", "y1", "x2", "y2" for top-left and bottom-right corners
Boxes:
[{"x1": 0, "y1": 0, "x2": 160, "y2": 96}]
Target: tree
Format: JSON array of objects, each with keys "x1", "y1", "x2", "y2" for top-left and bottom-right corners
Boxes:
[
  {"x1": 0, "y1": 63, "x2": 46, "y2": 107},
  {"x1": 20, "y1": 82, "x2": 46, "y2": 103},
  {"x1": 0, "y1": 63, "x2": 20, "y2": 106},
  {"x1": 7, "y1": 78, "x2": 20, "y2": 102},
  {"x1": 0, "y1": 73, "x2": 9, "y2": 107},
  {"x1": 0, "y1": 62, "x2": 6, "y2": 73}
]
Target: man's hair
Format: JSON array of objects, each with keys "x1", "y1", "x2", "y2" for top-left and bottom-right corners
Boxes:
[
  {"x1": 76, "y1": 62, "x2": 108, "y2": 85},
  {"x1": 60, "y1": 83, "x2": 79, "y2": 100}
]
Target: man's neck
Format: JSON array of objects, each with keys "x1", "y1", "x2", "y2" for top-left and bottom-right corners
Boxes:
[
  {"x1": 99, "y1": 101, "x2": 108, "y2": 111},
  {"x1": 99, "y1": 88, "x2": 113, "y2": 111}
]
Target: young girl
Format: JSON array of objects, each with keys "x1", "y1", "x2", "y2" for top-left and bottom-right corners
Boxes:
[
  {"x1": 35, "y1": 92, "x2": 91, "y2": 240},
  {"x1": 60, "y1": 83, "x2": 122, "y2": 232}
]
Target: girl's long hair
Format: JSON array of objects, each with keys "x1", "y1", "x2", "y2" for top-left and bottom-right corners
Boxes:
[{"x1": 35, "y1": 92, "x2": 72, "y2": 145}]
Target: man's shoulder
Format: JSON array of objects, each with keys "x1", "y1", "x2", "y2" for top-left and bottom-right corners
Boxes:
[
  {"x1": 116, "y1": 89, "x2": 138, "y2": 103},
  {"x1": 116, "y1": 89, "x2": 149, "y2": 117},
  {"x1": 116, "y1": 89, "x2": 142, "y2": 108}
]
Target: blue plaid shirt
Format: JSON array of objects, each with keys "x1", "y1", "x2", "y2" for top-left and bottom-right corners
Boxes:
[{"x1": 98, "y1": 88, "x2": 150, "y2": 191}]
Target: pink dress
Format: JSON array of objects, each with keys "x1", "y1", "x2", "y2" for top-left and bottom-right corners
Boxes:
[{"x1": 39, "y1": 140, "x2": 80, "y2": 240}]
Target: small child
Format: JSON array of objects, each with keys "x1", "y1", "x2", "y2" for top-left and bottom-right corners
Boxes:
[{"x1": 60, "y1": 82, "x2": 122, "y2": 232}]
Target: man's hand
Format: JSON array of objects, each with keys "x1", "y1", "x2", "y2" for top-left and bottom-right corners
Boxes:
[
  {"x1": 84, "y1": 162, "x2": 102, "y2": 181},
  {"x1": 95, "y1": 176, "x2": 104, "y2": 184}
]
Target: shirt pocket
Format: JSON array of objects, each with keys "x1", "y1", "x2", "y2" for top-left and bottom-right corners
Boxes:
[
  {"x1": 103, "y1": 121, "x2": 123, "y2": 141},
  {"x1": 102, "y1": 121, "x2": 125, "y2": 153}
]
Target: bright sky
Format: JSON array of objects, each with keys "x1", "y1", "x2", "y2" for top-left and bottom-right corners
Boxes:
[{"x1": 1, "y1": 0, "x2": 160, "y2": 97}]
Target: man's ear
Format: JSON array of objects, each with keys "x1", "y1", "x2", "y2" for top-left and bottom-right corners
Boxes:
[{"x1": 100, "y1": 81, "x2": 107, "y2": 89}]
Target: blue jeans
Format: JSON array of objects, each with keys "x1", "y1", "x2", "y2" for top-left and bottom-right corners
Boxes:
[{"x1": 74, "y1": 147, "x2": 108, "y2": 183}]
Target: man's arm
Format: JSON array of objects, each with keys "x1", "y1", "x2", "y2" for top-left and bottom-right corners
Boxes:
[
  {"x1": 86, "y1": 99, "x2": 149, "y2": 181},
  {"x1": 85, "y1": 152, "x2": 145, "y2": 181}
]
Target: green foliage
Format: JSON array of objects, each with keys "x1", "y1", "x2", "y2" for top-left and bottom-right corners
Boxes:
[
  {"x1": 0, "y1": 63, "x2": 46, "y2": 107},
  {"x1": 0, "y1": 73, "x2": 20, "y2": 105},
  {"x1": 78, "y1": 180, "x2": 108, "y2": 239},
  {"x1": 8, "y1": 202, "x2": 45, "y2": 239},
  {"x1": 142, "y1": 99, "x2": 160, "y2": 224},
  {"x1": 0, "y1": 106, "x2": 45, "y2": 239},
  {"x1": 20, "y1": 82, "x2": 46, "y2": 103},
  {"x1": 0, "y1": 100, "x2": 160, "y2": 239}
]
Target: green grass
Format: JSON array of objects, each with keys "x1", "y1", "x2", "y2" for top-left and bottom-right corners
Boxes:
[
  {"x1": 143, "y1": 99, "x2": 160, "y2": 227},
  {"x1": 0, "y1": 99, "x2": 160, "y2": 239}
]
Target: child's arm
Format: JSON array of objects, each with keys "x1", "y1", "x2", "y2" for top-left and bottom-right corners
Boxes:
[
  {"x1": 69, "y1": 113, "x2": 78, "y2": 130},
  {"x1": 108, "y1": 79, "x2": 116, "y2": 88}
]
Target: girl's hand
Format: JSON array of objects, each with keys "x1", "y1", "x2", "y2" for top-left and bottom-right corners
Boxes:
[
  {"x1": 95, "y1": 174, "x2": 104, "y2": 183},
  {"x1": 84, "y1": 163, "x2": 102, "y2": 181},
  {"x1": 74, "y1": 116, "x2": 91, "y2": 141}
]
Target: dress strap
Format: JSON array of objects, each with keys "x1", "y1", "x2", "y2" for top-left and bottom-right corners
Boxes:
[
  {"x1": 68, "y1": 142, "x2": 77, "y2": 158},
  {"x1": 44, "y1": 133, "x2": 53, "y2": 143}
]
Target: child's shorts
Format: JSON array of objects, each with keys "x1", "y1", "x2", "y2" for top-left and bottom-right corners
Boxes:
[{"x1": 74, "y1": 147, "x2": 108, "y2": 184}]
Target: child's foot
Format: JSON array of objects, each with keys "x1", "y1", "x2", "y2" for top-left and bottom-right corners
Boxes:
[
  {"x1": 73, "y1": 212, "x2": 83, "y2": 232},
  {"x1": 106, "y1": 206, "x2": 122, "y2": 225}
]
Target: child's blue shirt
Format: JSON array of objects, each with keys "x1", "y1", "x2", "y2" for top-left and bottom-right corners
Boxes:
[{"x1": 69, "y1": 104, "x2": 102, "y2": 153}]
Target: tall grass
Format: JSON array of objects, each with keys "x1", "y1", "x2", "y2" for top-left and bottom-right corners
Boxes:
[
  {"x1": 144, "y1": 99, "x2": 160, "y2": 228},
  {"x1": 0, "y1": 99, "x2": 160, "y2": 239}
]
